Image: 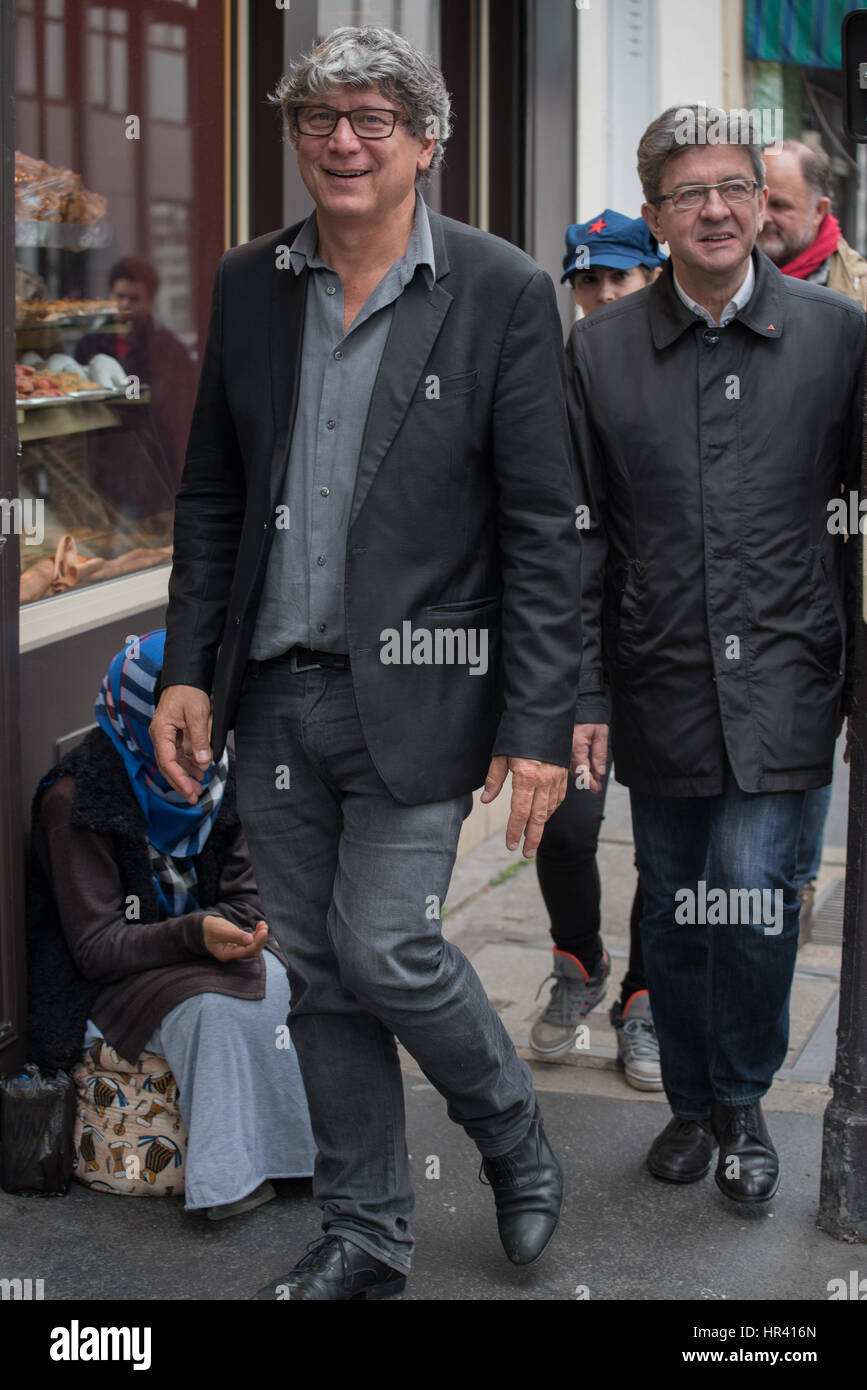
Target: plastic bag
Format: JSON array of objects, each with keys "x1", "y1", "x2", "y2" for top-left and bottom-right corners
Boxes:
[
  {"x1": 14, "y1": 151, "x2": 107, "y2": 224},
  {"x1": 0, "y1": 1065, "x2": 76, "y2": 1195}
]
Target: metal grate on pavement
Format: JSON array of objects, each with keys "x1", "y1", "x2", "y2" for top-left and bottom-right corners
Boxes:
[{"x1": 811, "y1": 876, "x2": 845, "y2": 947}]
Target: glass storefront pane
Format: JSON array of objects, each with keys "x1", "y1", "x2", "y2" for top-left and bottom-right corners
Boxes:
[{"x1": 14, "y1": 0, "x2": 226, "y2": 607}]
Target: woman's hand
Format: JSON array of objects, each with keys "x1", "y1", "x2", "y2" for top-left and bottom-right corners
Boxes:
[{"x1": 202, "y1": 915, "x2": 268, "y2": 962}]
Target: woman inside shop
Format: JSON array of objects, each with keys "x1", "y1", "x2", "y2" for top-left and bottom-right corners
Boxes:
[{"x1": 26, "y1": 629, "x2": 317, "y2": 1218}]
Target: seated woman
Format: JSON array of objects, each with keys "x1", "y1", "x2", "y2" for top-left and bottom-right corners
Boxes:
[{"x1": 26, "y1": 629, "x2": 317, "y2": 1218}]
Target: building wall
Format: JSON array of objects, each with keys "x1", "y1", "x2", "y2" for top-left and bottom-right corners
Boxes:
[
  {"x1": 524, "y1": 0, "x2": 579, "y2": 333},
  {"x1": 576, "y1": 0, "x2": 744, "y2": 231}
]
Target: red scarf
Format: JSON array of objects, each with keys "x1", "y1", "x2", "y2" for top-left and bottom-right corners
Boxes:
[{"x1": 779, "y1": 213, "x2": 840, "y2": 279}]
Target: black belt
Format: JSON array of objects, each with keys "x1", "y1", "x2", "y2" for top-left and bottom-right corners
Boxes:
[{"x1": 253, "y1": 645, "x2": 351, "y2": 674}]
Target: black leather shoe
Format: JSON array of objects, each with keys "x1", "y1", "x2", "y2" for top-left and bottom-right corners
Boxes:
[
  {"x1": 252, "y1": 1235, "x2": 406, "y2": 1301},
  {"x1": 646, "y1": 1116, "x2": 716, "y2": 1183},
  {"x1": 711, "y1": 1099, "x2": 780, "y2": 1203},
  {"x1": 480, "y1": 1106, "x2": 563, "y2": 1265}
]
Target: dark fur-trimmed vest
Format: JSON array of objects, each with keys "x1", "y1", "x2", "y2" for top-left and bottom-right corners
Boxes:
[{"x1": 26, "y1": 725, "x2": 241, "y2": 1071}]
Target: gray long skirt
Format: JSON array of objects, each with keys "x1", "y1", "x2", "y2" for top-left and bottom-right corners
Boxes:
[{"x1": 142, "y1": 948, "x2": 317, "y2": 1210}]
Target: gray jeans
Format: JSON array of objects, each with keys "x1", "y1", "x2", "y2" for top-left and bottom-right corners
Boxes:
[{"x1": 233, "y1": 660, "x2": 536, "y2": 1272}]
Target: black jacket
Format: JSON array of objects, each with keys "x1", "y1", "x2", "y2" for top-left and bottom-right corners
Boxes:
[
  {"x1": 568, "y1": 247, "x2": 865, "y2": 795},
  {"x1": 160, "y1": 205, "x2": 582, "y2": 804}
]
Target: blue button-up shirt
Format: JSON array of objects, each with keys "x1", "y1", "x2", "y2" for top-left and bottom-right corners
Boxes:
[{"x1": 250, "y1": 195, "x2": 436, "y2": 659}]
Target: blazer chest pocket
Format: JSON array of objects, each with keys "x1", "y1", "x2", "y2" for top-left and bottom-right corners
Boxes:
[
  {"x1": 412, "y1": 368, "x2": 479, "y2": 404},
  {"x1": 424, "y1": 594, "x2": 499, "y2": 618}
]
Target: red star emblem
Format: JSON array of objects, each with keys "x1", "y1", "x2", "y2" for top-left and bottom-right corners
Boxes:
[{"x1": 588, "y1": 218, "x2": 607, "y2": 234}]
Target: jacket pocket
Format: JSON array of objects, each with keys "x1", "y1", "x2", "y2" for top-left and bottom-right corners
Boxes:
[
  {"x1": 808, "y1": 547, "x2": 845, "y2": 674},
  {"x1": 424, "y1": 594, "x2": 499, "y2": 617},
  {"x1": 412, "y1": 369, "x2": 480, "y2": 403},
  {"x1": 606, "y1": 560, "x2": 645, "y2": 663}
]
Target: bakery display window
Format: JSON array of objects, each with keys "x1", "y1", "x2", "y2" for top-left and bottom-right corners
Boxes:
[{"x1": 13, "y1": 0, "x2": 226, "y2": 616}]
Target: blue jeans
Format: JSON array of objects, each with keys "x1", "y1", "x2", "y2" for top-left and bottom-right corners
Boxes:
[
  {"x1": 629, "y1": 764, "x2": 806, "y2": 1118},
  {"x1": 795, "y1": 781, "x2": 833, "y2": 887},
  {"x1": 233, "y1": 660, "x2": 536, "y2": 1273}
]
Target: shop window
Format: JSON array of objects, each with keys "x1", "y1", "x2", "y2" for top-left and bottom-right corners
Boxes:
[
  {"x1": 14, "y1": 0, "x2": 226, "y2": 619},
  {"x1": 15, "y1": 0, "x2": 37, "y2": 97},
  {"x1": 88, "y1": 5, "x2": 129, "y2": 113},
  {"x1": 147, "y1": 24, "x2": 188, "y2": 124},
  {"x1": 746, "y1": 58, "x2": 865, "y2": 251},
  {"x1": 44, "y1": 0, "x2": 67, "y2": 100}
]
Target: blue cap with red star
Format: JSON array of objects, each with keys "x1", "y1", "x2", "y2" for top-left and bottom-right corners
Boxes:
[{"x1": 561, "y1": 208, "x2": 667, "y2": 282}]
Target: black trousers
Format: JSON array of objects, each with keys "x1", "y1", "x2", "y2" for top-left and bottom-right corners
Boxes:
[{"x1": 535, "y1": 753, "x2": 647, "y2": 1010}]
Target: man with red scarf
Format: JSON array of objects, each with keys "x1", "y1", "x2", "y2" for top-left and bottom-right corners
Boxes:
[
  {"x1": 758, "y1": 138, "x2": 866, "y2": 943},
  {"x1": 758, "y1": 139, "x2": 867, "y2": 308}
]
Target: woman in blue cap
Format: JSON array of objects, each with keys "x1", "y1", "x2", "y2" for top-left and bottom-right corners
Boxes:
[
  {"x1": 27, "y1": 629, "x2": 317, "y2": 1218},
  {"x1": 562, "y1": 207, "x2": 666, "y2": 315},
  {"x1": 529, "y1": 211, "x2": 666, "y2": 1089}
]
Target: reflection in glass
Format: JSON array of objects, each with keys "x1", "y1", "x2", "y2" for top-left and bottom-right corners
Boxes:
[{"x1": 14, "y1": 0, "x2": 225, "y2": 605}]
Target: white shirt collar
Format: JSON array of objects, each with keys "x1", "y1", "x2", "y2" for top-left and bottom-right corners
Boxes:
[{"x1": 672, "y1": 256, "x2": 755, "y2": 327}]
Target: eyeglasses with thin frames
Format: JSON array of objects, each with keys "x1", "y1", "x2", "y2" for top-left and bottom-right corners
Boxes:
[
  {"x1": 294, "y1": 105, "x2": 406, "y2": 139},
  {"x1": 653, "y1": 179, "x2": 760, "y2": 212}
]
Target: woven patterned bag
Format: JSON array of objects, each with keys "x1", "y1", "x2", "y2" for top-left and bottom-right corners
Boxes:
[{"x1": 72, "y1": 1039, "x2": 187, "y2": 1196}]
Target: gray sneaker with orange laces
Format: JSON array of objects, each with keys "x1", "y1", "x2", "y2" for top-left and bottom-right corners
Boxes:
[
  {"x1": 610, "y1": 990, "x2": 663, "y2": 1091},
  {"x1": 529, "y1": 948, "x2": 610, "y2": 1057}
]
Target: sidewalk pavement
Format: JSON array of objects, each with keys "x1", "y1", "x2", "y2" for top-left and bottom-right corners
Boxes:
[{"x1": 0, "y1": 751, "x2": 857, "y2": 1301}]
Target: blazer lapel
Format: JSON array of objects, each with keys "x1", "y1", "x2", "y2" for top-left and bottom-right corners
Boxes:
[
  {"x1": 349, "y1": 270, "x2": 454, "y2": 528},
  {"x1": 268, "y1": 250, "x2": 308, "y2": 513}
]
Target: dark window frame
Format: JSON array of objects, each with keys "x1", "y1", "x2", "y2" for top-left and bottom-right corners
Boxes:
[{"x1": 1, "y1": 2, "x2": 27, "y2": 1073}]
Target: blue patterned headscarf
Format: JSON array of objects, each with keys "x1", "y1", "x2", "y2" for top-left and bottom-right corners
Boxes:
[{"x1": 94, "y1": 629, "x2": 229, "y2": 917}]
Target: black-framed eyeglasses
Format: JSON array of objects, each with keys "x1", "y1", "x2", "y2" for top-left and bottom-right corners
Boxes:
[
  {"x1": 653, "y1": 178, "x2": 760, "y2": 211},
  {"x1": 294, "y1": 105, "x2": 405, "y2": 139}
]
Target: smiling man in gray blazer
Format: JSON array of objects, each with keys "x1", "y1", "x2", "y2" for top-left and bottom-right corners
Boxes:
[{"x1": 150, "y1": 25, "x2": 581, "y2": 1301}]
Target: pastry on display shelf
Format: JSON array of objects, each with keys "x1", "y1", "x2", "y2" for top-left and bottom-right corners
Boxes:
[
  {"x1": 16, "y1": 295, "x2": 121, "y2": 325},
  {"x1": 20, "y1": 534, "x2": 173, "y2": 605},
  {"x1": 16, "y1": 362, "x2": 105, "y2": 400},
  {"x1": 14, "y1": 150, "x2": 107, "y2": 225},
  {"x1": 15, "y1": 295, "x2": 49, "y2": 322},
  {"x1": 16, "y1": 262, "x2": 47, "y2": 301},
  {"x1": 45, "y1": 353, "x2": 90, "y2": 377},
  {"x1": 86, "y1": 353, "x2": 129, "y2": 389},
  {"x1": 15, "y1": 352, "x2": 131, "y2": 401}
]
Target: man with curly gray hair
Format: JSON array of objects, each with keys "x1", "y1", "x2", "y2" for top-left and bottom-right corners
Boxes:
[
  {"x1": 269, "y1": 23, "x2": 451, "y2": 182},
  {"x1": 153, "y1": 25, "x2": 581, "y2": 1300}
]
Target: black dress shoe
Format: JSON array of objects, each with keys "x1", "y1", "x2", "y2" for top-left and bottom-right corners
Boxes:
[
  {"x1": 480, "y1": 1106, "x2": 563, "y2": 1265},
  {"x1": 646, "y1": 1116, "x2": 716, "y2": 1183},
  {"x1": 711, "y1": 1100, "x2": 780, "y2": 1203},
  {"x1": 252, "y1": 1235, "x2": 406, "y2": 1301}
]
